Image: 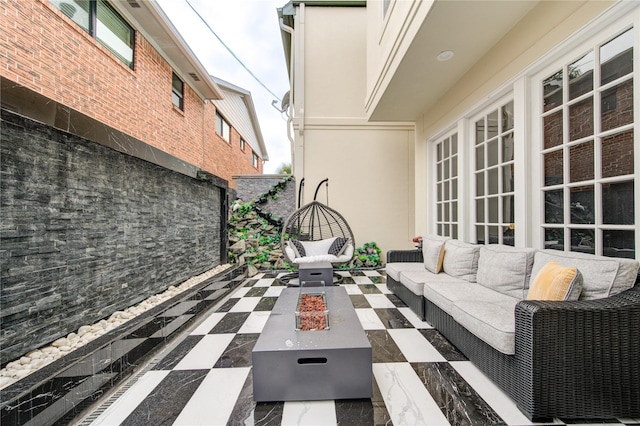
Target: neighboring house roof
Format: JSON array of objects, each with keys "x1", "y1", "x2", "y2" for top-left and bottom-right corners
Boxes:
[
  {"x1": 112, "y1": 0, "x2": 223, "y2": 101},
  {"x1": 212, "y1": 77, "x2": 269, "y2": 161}
]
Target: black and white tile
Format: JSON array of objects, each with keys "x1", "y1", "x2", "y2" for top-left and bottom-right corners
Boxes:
[{"x1": 82, "y1": 271, "x2": 639, "y2": 426}]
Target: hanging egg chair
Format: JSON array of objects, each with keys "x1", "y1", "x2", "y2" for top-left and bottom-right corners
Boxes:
[{"x1": 279, "y1": 179, "x2": 355, "y2": 285}]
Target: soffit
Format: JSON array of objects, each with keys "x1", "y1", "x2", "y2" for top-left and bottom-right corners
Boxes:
[
  {"x1": 113, "y1": 0, "x2": 223, "y2": 100},
  {"x1": 368, "y1": 0, "x2": 539, "y2": 122}
]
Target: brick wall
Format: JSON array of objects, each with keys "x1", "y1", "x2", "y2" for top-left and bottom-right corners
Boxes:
[
  {"x1": 0, "y1": 0, "x2": 261, "y2": 187},
  {"x1": 0, "y1": 109, "x2": 223, "y2": 363}
]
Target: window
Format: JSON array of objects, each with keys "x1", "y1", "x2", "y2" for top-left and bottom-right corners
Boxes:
[
  {"x1": 435, "y1": 133, "x2": 458, "y2": 238},
  {"x1": 240, "y1": 138, "x2": 246, "y2": 151},
  {"x1": 252, "y1": 152, "x2": 259, "y2": 168},
  {"x1": 474, "y1": 100, "x2": 515, "y2": 245},
  {"x1": 215, "y1": 112, "x2": 230, "y2": 142},
  {"x1": 541, "y1": 28, "x2": 635, "y2": 258},
  {"x1": 50, "y1": 0, "x2": 134, "y2": 68},
  {"x1": 172, "y1": 72, "x2": 183, "y2": 110}
]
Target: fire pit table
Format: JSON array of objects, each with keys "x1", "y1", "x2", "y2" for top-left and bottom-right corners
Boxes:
[{"x1": 252, "y1": 286, "x2": 372, "y2": 401}]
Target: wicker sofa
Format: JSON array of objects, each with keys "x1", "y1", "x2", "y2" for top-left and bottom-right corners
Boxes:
[{"x1": 386, "y1": 237, "x2": 640, "y2": 421}]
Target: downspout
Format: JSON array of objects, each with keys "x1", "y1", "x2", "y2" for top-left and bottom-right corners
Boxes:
[{"x1": 279, "y1": 16, "x2": 295, "y2": 162}]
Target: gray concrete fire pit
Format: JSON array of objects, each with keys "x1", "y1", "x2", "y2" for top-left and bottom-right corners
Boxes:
[{"x1": 252, "y1": 286, "x2": 372, "y2": 401}]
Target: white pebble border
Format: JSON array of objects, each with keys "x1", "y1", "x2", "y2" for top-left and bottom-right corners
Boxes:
[{"x1": 0, "y1": 264, "x2": 232, "y2": 390}]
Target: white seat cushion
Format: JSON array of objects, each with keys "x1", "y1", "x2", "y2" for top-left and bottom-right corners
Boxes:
[
  {"x1": 451, "y1": 298, "x2": 520, "y2": 355},
  {"x1": 476, "y1": 245, "x2": 536, "y2": 299},
  {"x1": 423, "y1": 280, "x2": 510, "y2": 315},
  {"x1": 385, "y1": 262, "x2": 425, "y2": 281}
]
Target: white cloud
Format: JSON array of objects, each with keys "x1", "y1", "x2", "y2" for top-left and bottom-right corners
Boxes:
[{"x1": 156, "y1": 0, "x2": 291, "y2": 174}]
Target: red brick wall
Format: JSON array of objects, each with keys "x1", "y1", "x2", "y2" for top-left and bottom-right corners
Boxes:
[{"x1": 0, "y1": 0, "x2": 262, "y2": 187}]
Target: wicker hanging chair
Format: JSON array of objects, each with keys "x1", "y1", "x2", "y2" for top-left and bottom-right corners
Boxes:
[{"x1": 281, "y1": 200, "x2": 356, "y2": 265}]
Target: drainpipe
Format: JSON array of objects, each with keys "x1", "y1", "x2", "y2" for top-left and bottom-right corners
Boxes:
[{"x1": 279, "y1": 16, "x2": 295, "y2": 163}]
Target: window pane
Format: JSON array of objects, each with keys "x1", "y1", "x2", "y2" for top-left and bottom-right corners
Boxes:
[
  {"x1": 503, "y1": 226, "x2": 515, "y2": 246},
  {"x1": 502, "y1": 101, "x2": 514, "y2": 131},
  {"x1": 437, "y1": 162, "x2": 442, "y2": 181},
  {"x1": 544, "y1": 189, "x2": 563, "y2": 224},
  {"x1": 444, "y1": 180, "x2": 450, "y2": 200},
  {"x1": 437, "y1": 203, "x2": 442, "y2": 221},
  {"x1": 488, "y1": 197, "x2": 499, "y2": 223},
  {"x1": 601, "y1": 80, "x2": 633, "y2": 132},
  {"x1": 502, "y1": 132, "x2": 514, "y2": 162},
  {"x1": 570, "y1": 185, "x2": 594, "y2": 224},
  {"x1": 543, "y1": 70, "x2": 563, "y2": 112},
  {"x1": 569, "y1": 51, "x2": 594, "y2": 100},
  {"x1": 215, "y1": 114, "x2": 223, "y2": 135},
  {"x1": 488, "y1": 226, "x2": 499, "y2": 244},
  {"x1": 443, "y1": 139, "x2": 450, "y2": 157},
  {"x1": 451, "y1": 134, "x2": 458, "y2": 154},
  {"x1": 488, "y1": 110, "x2": 499, "y2": 139},
  {"x1": 444, "y1": 202, "x2": 450, "y2": 221},
  {"x1": 452, "y1": 201, "x2": 458, "y2": 222},
  {"x1": 602, "y1": 181, "x2": 634, "y2": 225},
  {"x1": 476, "y1": 119, "x2": 485, "y2": 144},
  {"x1": 451, "y1": 156, "x2": 457, "y2": 178},
  {"x1": 97, "y1": 1, "x2": 134, "y2": 67},
  {"x1": 476, "y1": 226, "x2": 485, "y2": 244},
  {"x1": 502, "y1": 165, "x2": 514, "y2": 193},
  {"x1": 451, "y1": 225, "x2": 458, "y2": 240},
  {"x1": 437, "y1": 143, "x2": 442, "y2": 161},
  {"x1": 487, "y1": 139, "x2": 499, "y2": 167},
  {"x1": 602, "y1": 130, "x2": 634, "y2": 178},
  {"x1": 444, "y1": 159, "x2": 450, "y2": 178},
  {"x1": 476, "y1": 172, "x2": 484, "y2": 196},
  {"x1": 603, "y1": 229, "x2": 635, "y2": 258},
  {"x1": 544, "y1": 149, "x2": 563, "y2": 186},
  {"x1": 488, "y1": 168, "x2": 498, "y2": 195},
  {"x1": 544, "y1": 110, "x2": 563, "y2": 149},
  {"x1": 437, "y1": 182, "x2": 442, "y2": 201},
  {"x1": 569, "y1": 140, "x2": 594, "y2": 183},
  {"x1": 569, "y1": 97, "x2": 593, "y2": 141},
  {"x1": 51, "y1": 0, "x2": 90, "y2": 32},
  {"x1": 503, "y1": 195, "x2": 514, "y2": 224},
  {"x1": 451, "y1": 178, "x2": 458, "y2": 199},
  {"x1": 571, "y1": 228, "x2": 595, "y2": 254},
  {"x1": 601, "y1": 28, "x2": 633, "y2": 86},
  {"x1": 545, "y1": 228, "x2": 564, "y2": 250},
  {"x1": 437, "y1": 224, "x2": 443, "y2": 236},
  {"x1": 475, "y1": 146, "x2": 484, "y2": 170},
  {"x1": 476, "y1": 199, "x2": 485, "y2": 222}
]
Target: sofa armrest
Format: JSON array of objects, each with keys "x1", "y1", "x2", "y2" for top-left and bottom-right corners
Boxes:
[
  {"x1": 513, "y1": 286, "x2": 640, "y2": 418},
  {"x1": 387, "y1": 249, "x2": 423, "y2": 263}
]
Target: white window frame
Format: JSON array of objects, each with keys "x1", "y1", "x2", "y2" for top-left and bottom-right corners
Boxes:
[
  {"x1": 530, "y1": 17, "x2": 639, "y2": 257},
  {"x1": 426, "y1": 2, "x2": 639, "y2": 258},
  {"x1": 216, "y1": 112, "x2": 230, "y2": 142}
]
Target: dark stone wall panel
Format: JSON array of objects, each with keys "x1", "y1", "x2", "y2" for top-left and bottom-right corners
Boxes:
[{"x1": 1, "y1": 109, "x2": 222, "y2": 363}]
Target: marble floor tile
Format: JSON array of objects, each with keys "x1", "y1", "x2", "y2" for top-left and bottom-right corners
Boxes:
[
  {"x1": 352, "y1": 276, "x2": 374, "y2": 285},
  {"x1": 254, "y1": 296, "x2": 278, "y2": 311},
  {"x1": 159, "y1": 301, "x2": 200, "y2": 317},
  {"x1": 450, "y1": 361, "x2": 559, "y2": 426},
  {"x1": 366, "y1": 330, "x2": 407, "y2": 363},
  {"x1": 349, "y1": 294, "x2": 371, "y2": 309},
  {"x1": 264, "y1": 285, "x2": 285, "y2": 297},
  {"x1": 334, "y1": 399, "x2": 375, "y2": 425},
  {"x1": 216, "y1": 297, "x2": 240, "y2": 312},
  {"x1": 398, "y1": 306, "x2": 433, "y2": 329},
  {"x1": 209, "y1": 312, "x2": 251, "y2": 334},
  {"x1": 418, "y1": 329, "x2": 467, "y2": 361},
  {"x1": 388, "y1": 328, "x2": 446, "y2": 362},
  {"x1": 229, "y1": 297, "x2": 262, "y2": 312},
  {"x1": 91, "y1": 370, "x2": 169, "y2": 425},
  {"x1": 255, "y1": 278, "x2": 276, "y2": 287},
  {"x1": 374, "y1": 283, "x2": 392, "y2": 293},
  {"x1": 246, "y1": 286, "x2": 269, "y2": 297},
  {"x1": 374, "y1": 308, "x2": 414, "y2": 329},
  {"x1": 231, "y1": 286, "x2": 252, "y2": 298},
  {"x1": 358, "y1": 284, "x2": 383, "y2": 294},
  {"x1": 364, "y1": 293, "x2": 396, "y2": 309},
  {"x1": 213, "y1": 334, "x2": 258, "y2": 369},
  {"x1": 121, "y1": 369, "x2": 208, "y2": 425},
  {"x1": 173, "y1": 367, "x2": 250, "y2": 426},
  {"x1": 237, "y1": 311, "x2": 271, "y2": 334},
  {"x1": 362, "y1": 270, "x2": 383, "y2": 277},
  {"x1": 281, "y1": 400, "x2": 337, "y2": 426},
  {"x1": 173, "y1": 334, "x2": 235, "y2": 370},
  {"x1": 341, "y1": 284, "x2": 364, "y2": 295},
  {"x1": 149, "y1": 314, "x2": 194, "y2": 338},
  {"x1": 356, "y1": 308, "x2": 386, "y2": 330},
  {"x1": 190, "y1": 312, "x2": 226, "y2": 335},
  {"x1": 154, "y1": 335, "x2": 204, "y2": 370},
  {"x1": 373, "y1": 362, "x2": 450, "y2": 426}
]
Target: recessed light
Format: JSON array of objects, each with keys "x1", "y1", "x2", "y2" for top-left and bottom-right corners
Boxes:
[{"x1": 437, "y1": 50, "x2": 454, "y2": 62}]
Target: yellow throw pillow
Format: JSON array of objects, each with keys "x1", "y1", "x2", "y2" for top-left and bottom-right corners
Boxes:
[
  {"x1": 436, "y1": 246, "x2": 445, "y2": 273},
  {"x1": 527, "y1": 260, "x2": 583, "y2": 301}
]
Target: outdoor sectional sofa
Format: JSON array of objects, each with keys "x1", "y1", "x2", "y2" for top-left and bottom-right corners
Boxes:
[{"x1": 386, "y1": 236, "x2": 640, "y2": 421}]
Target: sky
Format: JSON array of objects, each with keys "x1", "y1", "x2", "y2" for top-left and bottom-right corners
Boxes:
[{"x1": 155, "y1": 0, "x2": 291, "y2": 174}]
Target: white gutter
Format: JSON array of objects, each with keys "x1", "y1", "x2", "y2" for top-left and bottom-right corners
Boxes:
[{"x1": 279, "y1": 17, "x2": 295, "y2": 154}]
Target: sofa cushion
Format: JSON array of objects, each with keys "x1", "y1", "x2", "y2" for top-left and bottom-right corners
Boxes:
[
  {"x1": 396, "y1": 269, "x2": 439, "y2": 296},
  {"x1": 442, "y1": 240, "x2": 481, "y2": 282},
  {"x1": 451, "y1": 298, "x2": 520, "y2": 355},
  {"x1": 422, "y1": 234, "x2": 449, "y2": 273},
  {"x1": 385, "y1": 262, "x2": 425, "y2": 282},
  {"x1": 527, "y1": 260, "x2": 583, "y2": 301},
  {"x1": 423, "y1": 280, "x2": 510, "y2": 315},
  {"x1": 531, "y1": 249, "x2": 639, "y2": 300},
  {"x1": 476, "y1": 245, "x2": 536, "y2": 299}
]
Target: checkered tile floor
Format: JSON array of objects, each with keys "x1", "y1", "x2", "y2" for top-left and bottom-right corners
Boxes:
[{"x1": 81, "y1": 271, "x2": 638, "y2": 426}]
